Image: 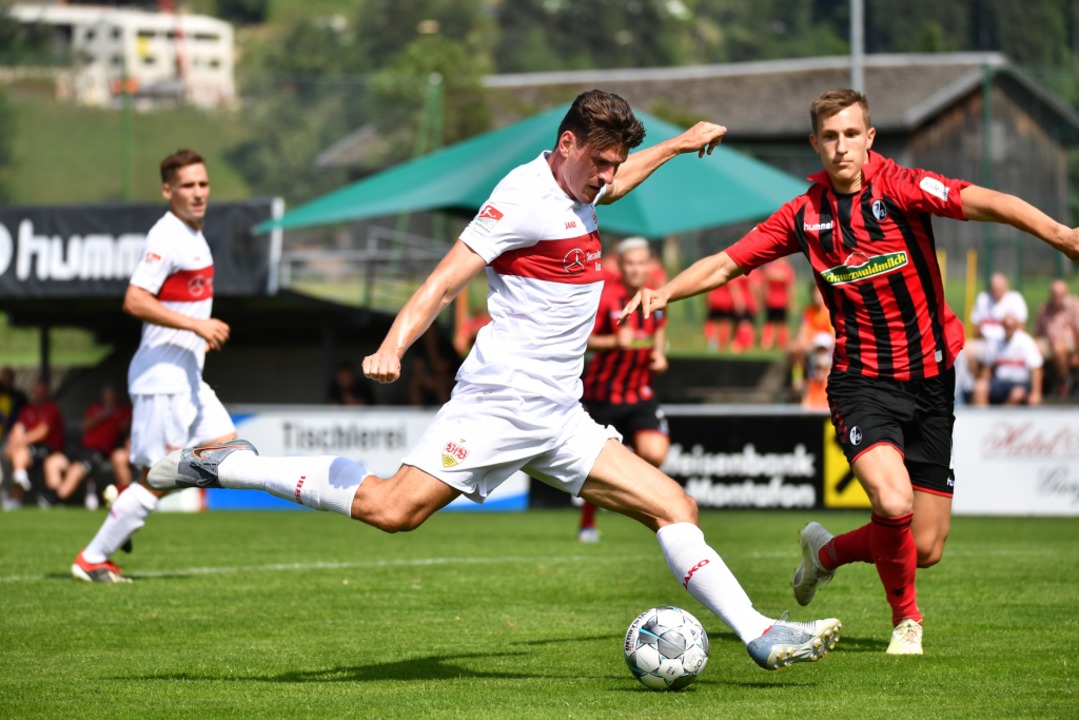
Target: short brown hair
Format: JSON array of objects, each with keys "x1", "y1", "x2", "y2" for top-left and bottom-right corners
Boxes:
[
  {"x1": 810, "y1": 89, "x2": 871, "y2": 134},
  {"x1": 160, "y1": 148, "x2": 205, "y2": 184},
  {"x1": 557, "y1": 90, "x2": 646, "y2": 152}
]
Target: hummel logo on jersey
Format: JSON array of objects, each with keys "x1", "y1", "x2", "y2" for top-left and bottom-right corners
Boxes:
[
  {"x1": 565, "y1": 220, "x2": 578, "y2": 230},
  {"x1": 473, "y1": 204, "x2": 504, "y2": 234},
  {"x1": 803, "y1": 221, "x2": 834, "y2": 232},
  {"x1": 820, "y1": 251, "x2": 908, "y2": 286}
]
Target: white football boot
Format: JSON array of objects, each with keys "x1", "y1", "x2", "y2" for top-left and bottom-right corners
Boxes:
[
  {"x1": 886, "y1": 618, "x2": 923, "y2": 655},
  {"x1": 791, "y1": 521, "x2": 835, "y2": 606}
]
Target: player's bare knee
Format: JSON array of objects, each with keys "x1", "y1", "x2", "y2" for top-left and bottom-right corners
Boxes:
[
  {"x1": 917, "y1": 543, "x2": 944, "y2": 568},
  {"x1": 660, "y1": 490, "x2": 698, "y2": 525}
]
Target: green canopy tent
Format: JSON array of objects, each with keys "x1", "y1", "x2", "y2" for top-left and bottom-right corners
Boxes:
[{"x1": 254, "y1": 104, "x2": 809, "y2": 238}]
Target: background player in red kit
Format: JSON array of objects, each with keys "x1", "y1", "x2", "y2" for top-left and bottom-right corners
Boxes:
[
  {"x1": 577, "y1": 237, "x2": 669, "y2": 542},
  {"x1": 759, "y1": 257, "x2": 795, "y2": 350},
  {"x1": 623, "y1": 88, "x2": 1079, "y2": 655}
]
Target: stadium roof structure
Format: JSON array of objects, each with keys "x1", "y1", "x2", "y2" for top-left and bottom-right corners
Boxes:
[{"x1": 254, "y1": 105, "x2": 809, "y2": 238}]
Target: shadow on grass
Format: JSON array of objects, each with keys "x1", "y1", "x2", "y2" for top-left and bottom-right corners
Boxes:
[{"x1": 117, "y1": 651, "x2": 622, "y2": 684}]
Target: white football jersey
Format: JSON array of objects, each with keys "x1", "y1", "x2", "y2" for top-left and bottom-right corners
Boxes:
[
  {"x1": 987, "y1": 329, "x2": 1043, "y2": 384},
  {"x1": 127, "y1": 211, "x2": 215, "y2": 395},
  {"x1": 971, "y1": 290, "x2": 1028, "y2": 341},
  {"x1": 458, "y1": 153, "x2": 606, "y2": 406}
]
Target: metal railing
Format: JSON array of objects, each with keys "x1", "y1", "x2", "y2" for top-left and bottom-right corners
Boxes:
[{"x1": 277, "y1": 226, "x2": 452, "y2": 313}]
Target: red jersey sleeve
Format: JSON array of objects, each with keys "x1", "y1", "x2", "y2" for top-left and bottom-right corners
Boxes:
[
  {"x1": 883, "y1": 164, "x2": 970, "y2": 221},
  {"x1": 592, "y1": 284, "x2": 618, "y2": 335},
  {"x1": 725, "y1": 200, "x2": 802, "y2": 273}
]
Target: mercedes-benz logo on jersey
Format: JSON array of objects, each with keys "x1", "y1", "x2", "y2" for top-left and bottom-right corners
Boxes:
[
  {"x1": 871, "y1": 199, "x2": 888, "y2": 221},
  {"x1": 849, "y1": 426, "x2": 863, "y2": 446},
  {"x1": 188, "y1": 274, "x2": 210, "y2": 296},
  {"x1": 563, "y1": 248, "x2": 586, "y2": 274}
]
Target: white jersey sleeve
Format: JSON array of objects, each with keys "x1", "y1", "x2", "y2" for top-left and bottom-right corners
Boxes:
[
  {"x1": 1000, "y1": 291, "x2": 1029, "y2": 324},
  {"x1": 129, "y1": 232, "x2": 177, "y2": 295},
  {"x1": 459, "y1": 183, "x2": 542, "y2": 263}
]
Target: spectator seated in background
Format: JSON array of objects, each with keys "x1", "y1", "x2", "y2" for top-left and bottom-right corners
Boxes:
[
  {"x1": 48, "y1": 385, "x2": 132, "y2": 509},
  {"x1": 973, "y1": 314, "x2": 1043, "y2": 406},
  {"x1": 3, "y1": 379, "x2": 65, "y2": 510},
  {"x1": 760, "y1": 257, "x2": 795, "y2": 351},
  {"x1": 790, "y1": 284, "x2": 834, "y2": 397},
  {"x1": 0, "y1": 366, "x2": 28, "y2": 442},
  {"x1": 409, "y1": 324, "x2": 461, "y2": 407},
  {"x1": 969, "y1": 272, "x2": 1028, "y2": 355},
  {"x1": 1033, "y1": 279, "x2": 1079, "y2": 397},
  {"x1": 329, "y1": 361, "x2": 375, "y2": 406}
]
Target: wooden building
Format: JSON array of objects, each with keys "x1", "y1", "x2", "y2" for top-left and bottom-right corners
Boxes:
[{"x1": 484, "y1": 53, "x2": 1079, "y2": 276}]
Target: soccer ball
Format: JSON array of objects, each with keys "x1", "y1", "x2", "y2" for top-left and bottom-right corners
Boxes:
[{"x1": 624, "y1": 606, "x2": 709, "y2": 690}]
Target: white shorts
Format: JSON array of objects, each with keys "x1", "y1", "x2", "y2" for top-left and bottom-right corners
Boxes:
[
  {"x1": 402, "y1": 387, "x2": 620, "y2": 504},
  {"x1": 130, "y1": 381, "x2": 235, "y2": 468}
]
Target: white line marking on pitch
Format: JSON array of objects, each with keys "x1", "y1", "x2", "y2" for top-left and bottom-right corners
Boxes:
[
  {"x1": 0, "y1": 547, "x2": 1022, "y2": 584},
  {"x1": 0, "y1": 553, "x2": 657, "y2": 583}
]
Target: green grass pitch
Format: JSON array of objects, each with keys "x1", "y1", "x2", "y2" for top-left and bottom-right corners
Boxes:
[{"x1": 1, "y1": 508, "x2": 1076, "y2": 719}]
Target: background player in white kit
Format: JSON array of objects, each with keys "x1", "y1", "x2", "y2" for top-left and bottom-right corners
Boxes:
[
  {"x1": 150, "y1": 92, "x2": 841, "y2": 670},
  {"x1": 72, "y1": 149, "x2": 236, "y2": 583}
]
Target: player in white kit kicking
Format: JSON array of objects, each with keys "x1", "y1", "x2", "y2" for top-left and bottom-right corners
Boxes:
[
  {"x1": 150, "y1": 92, "x2": 841, "y2": 669},
  {"x1": 72, "y1": 149, "x2": 236, "y2": 583}
]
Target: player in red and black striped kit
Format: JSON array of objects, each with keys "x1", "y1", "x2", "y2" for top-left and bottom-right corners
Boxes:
[
  {"x1": 623, "y1": 89, "x2": 1079, "y2": 654},
  {"x1": 578, "y1": 237, "x2": 669, "y2": 542}
]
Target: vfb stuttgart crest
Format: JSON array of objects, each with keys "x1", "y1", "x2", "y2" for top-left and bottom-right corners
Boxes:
[{"x1": 442, "y1": 440, "x2": 469, "y2": 468}]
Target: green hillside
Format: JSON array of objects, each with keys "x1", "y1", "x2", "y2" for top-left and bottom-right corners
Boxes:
[{"x1": 0, "y1": 82, "x2": 250, "y2": 205}]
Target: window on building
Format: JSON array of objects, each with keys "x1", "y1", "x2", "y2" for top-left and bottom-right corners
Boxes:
[
  {"x1": 193, "y1": 33, "x2": 219, "y2": 42},
  {"x1": 112, "y1": 27, "x2": 122, "y2": 40}
]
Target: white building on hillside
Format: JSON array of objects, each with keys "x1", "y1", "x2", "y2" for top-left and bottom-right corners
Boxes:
[{"x1": 10, "y1": 3, "x2": 234, "y2": 108}]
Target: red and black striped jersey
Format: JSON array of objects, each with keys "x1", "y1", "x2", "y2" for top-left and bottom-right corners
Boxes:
[
  {"x1": 727, "y1": 152, "x2": 967, "y2": 381},
  {"x1": 582, "y1": 281, "x2": 666, "y2": 404}
]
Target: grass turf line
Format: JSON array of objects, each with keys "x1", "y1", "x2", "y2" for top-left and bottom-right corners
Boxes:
[{"x1": 0, "y1": 509, "x2": 1076, "y2": 719}]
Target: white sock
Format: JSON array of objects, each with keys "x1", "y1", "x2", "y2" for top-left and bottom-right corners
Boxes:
[
  {"x1": 656, "y1": 522, "x2": 773, "y2": 643},
  {"x1": 217, "y1": 453, "x2": 366, "y2": 517},
  {"x1": 13, "y1": 468, "x2": 28, "y2": 484},
  {"x1": 82, "y1": 483, "x2": 159, "y2": 563}
]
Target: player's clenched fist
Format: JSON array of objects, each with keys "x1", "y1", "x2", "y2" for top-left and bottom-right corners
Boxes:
[
  {"x1": 194, "y1": 318, "x2": 230, "y2": 351},
  {"x1": 363, "y1": 351, "x2": 401, "y2": 384}
]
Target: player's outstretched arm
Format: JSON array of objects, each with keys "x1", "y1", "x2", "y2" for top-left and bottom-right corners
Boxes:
[
  {"x1": 600, "y1": 122, "x2": 727, "y2": 205},
  {"x1": 363, "y1": 240, "x2": 487, "y2": 384},
  {"x1": 962, "y1": 185, "x2": 1079, "y2": 263},
  {"x1": 619, "y1": 251, "x2": 745, "y2": 322},
  {"x1": 122, "y1": 285, "x2": 230, "y2": 350}
]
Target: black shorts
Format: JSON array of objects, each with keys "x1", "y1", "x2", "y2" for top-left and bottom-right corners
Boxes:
[
  {"x1": 585, "y1": 398, "x2": 669, "y2": 441},
  {"x1": 766, "y1": 307, "x2": 788, "y2": 323},
  {"x1": 707, "y1": 308, "x2": 735, "y2": 321},
  {"x1": 827, "y1": 368, "x2": 956, "y2": 497},
  {"x1": 28, "y1": 443, "x2": 55, "y2": 462},
  {"x1": 74, "y1": 448, "x2": 110, "y2": 473}
]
